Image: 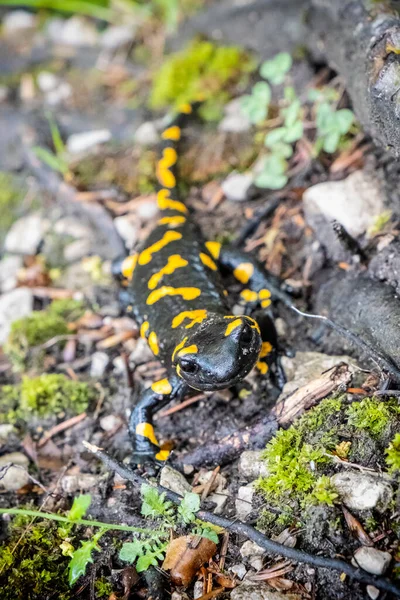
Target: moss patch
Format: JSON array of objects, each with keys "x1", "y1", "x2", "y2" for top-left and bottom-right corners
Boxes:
[
  {"x1": 0, "y1": 373, "x2": 94, "y2": 425},
  {"x1": 346, "y1": 396, "x2": 400, "y2": 437},
  {"x1": 385, "y1": 432, "x2": 400, "y2": 473},
  {"x1": 150, "y1": 39, "x2": 255, "y2": 119},
  {"x1": 0, "y1": 512, "x2": 71, "y2": 600},
  {"x1": 48, "y1": 298, "x2": 86, "y2": 321}
]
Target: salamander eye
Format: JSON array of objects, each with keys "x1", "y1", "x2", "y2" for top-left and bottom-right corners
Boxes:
[
  {"x1": 179, "y1": 358, "x2": 199, "y2": 374},
  {"x1": 239, "y1": 324, "x2": 253, "y2": 347}
]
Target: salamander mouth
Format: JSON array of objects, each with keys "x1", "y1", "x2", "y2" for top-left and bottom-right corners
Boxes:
[{"x1": 177, "y1": 356, "x2": 259, "y2": 392}]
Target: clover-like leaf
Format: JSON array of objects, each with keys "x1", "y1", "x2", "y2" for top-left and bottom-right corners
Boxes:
[
  {"x1": 260, "y1": 52, "x2": 292, "y2": 85},
  {"x1": 283, "y1": 120, "x2": 303, "y2": 143},
  {"x1": 252, "y1": 81, "x2": 271, "y2": 103},
  {"x1": 264, "y1": 127, "x2": 287, "y2": 147},
  {"x1": 335, "y1": 108, "x2": 354, "y2": 134},
  {"x1": 255, "y1": 154, "x2": 288, "y2": 189},
  {"x1": 322, "y1": 130, "x2": 341, "y2": 153},
  {"x1": 178, "y1": 492, "x2": 200, "y2": 524},
  {"x1": 273, "y1": 142, "x2": 294, "y2": 159}
]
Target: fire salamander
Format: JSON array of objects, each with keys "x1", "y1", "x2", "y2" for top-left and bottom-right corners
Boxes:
[{"x1": 113, "y1": 103, "x2": 282, "y2": 466}]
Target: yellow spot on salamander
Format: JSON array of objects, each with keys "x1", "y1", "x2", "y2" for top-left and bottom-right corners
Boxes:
[
  {"x1": 148, "y1": 254, "x2": 188, "y2": 290},
  {"x1": 172, "y1": 309, "x2": 208, "y2": 329},
  {"x1": 233, "y1": 262, "x2": 254, "y2": 284},
  {"x1": 156, "y1": 147, "x2": 178, "y2": 188},
  {"x1": 136, "y1": 422, "x2": 159, "y2": 446},
  {"x1": 260, "y1": 341, "x2": 273, "y2": 358},
  {"x1": 157, "y1": 189, "x2": 188, "y2": 214},
  {"x1": 176, "y1": 364, "x2": 182, "y2": 378},
  {"x1": 162, "y1": 126, "x2": 181, "y2": 141},
  {"x1": 121, "y1": 254, "x2": 138, "y2": 280},
  {"x1": 259, "y1": 288, "x2": 272, "y2": 308},
  {"x1": 179, "y1": 103, "x2": 192, "y2": 114},
  {"x1": 151, "y1": 378, "x2": 172, "y2": 395},
  {"x1": 147, "y1": 286, "x2": 201, "y2": 305},
  {"x1": 148, "y1": 331, "x2": 160, "y2": 355},
  {"x1": 155, "y1": 449, "x2": 170, "y2": 461},
  {"x1": 177, "y1": 344, "x2": 198, "y2": 357},
  {"x1": 240, "y1": 289, "x2": 258, "y2": 303},
  {"x1": 139, "y1": 231, "x2": 182, "y2": 266},
  {"x1": 244, "y1": 315, "x2": 261, "y2": 334},
  {"x1": 172, "y1": 337, "x2": 188, "y2": 361},
  {"x1": 256, "y1": 361, "x2": 269, "y2": 375},
  {"x1": 205, "y1": 241, "x2": 221, "y2": 260},
  {"x1": 199, "y1": 252, "x2": 217, "y2": 271},
  {"x1": 225, "y1": 318, "x2": 243, "y2": 337},
  {"x1": 158, "y1": 215, "x2": 186, "y2": 228},
  {"x1": 140, "y1": 321, "x2": 150, "y2": 339}
]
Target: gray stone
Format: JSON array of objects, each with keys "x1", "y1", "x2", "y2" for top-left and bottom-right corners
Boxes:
[
  {"x1": 67, "y1": 129, "x2": 111, "y2": 154},
  {"x1": 0, "y1": 424, "x2": 15, "y2": 442},
  {"x1": 134, "y1": 121, "x2": 160, "y2": 146},
  {"x1": 0, "y1": 255, "x2": 23, "y2": 293},
  {"x1": 90, "y1": 351, "x2": 110, "y2": 378},
  {"x1": 231, "y1": 581, "x2": 301, "y2": 600},
  {"x1": 229, "y1": 563, "x2": 247, "y2": 580},
  {"x1": 222, "y1": 172, "x2": 253, "y2": 202},
  {"x1": 367, "y1": 586, "x2": 380, "y2": 600},
  {"x1": 37, "y1": 71, "x2": 60, "y2": 93},
  {"x1": 219, "y1": 98, "x2": 251, "y2": 133},
  {"x1": 352, "y1": 547, "x2": 391, "y2": 575},
  {"x1": 238, "y1": 450, "x2": 269, "y2": 479},
  {"x1": 331, "y1": 472, "x2": 393, "y2": 512},
  {"x1": 113, "y1": 215, "x2": 139, "y2": 248},
  {"x1": 279, "y1": 351, "x2": 356, "y2": 398},
  {"x1": 160, "y1": 466, "x2": 192, "y2": 496},
  {"x1": 0, "y1": 287, "x2": 33, "y2": 344},
  {"x1": 61, "y1": 473, "x2": 102, "y2": 493},
  {"x1": 46, "y1": 82, "x2": 72, "y2": 106},
  {"x1": 99, "y1": 414, "x2": 123, "y2": 432},
  {"x1": 3, "y1": 10, "x2": 36, "y2": 33},
  {"x1": 303, "y1": 170, "x2": 385, "y2": 238},
  {"x1": 5, "y1": 213, "x2": 50, "y2": 255},
  {"x1": 240, "y1": 540, "x2": 265, "y2": 559},
  {"x1": 48, "y1": 16, "x2": 98, "y2": 47},
  {"x1": 0, "y1": 452, "x2": 30, "y2": 491},
  {"x1": 136, "y1": 198, "x2": 158, "y2": 222},
  {"x1": 100, "y1": 25, "x2": 136, "y2": 49},
  {"x1": 129, "y1": 337, "x2": 154, "y2": 365},
  {"x1": 208, "y1": 491, "x2": 229, "y2": 514},
  {"x1": 63, "y1": 239, "x2": 92, "y2": 263},
  {"x1": 236, "y1": 483, "x2": 255, "y2": 520},
  {"x1": 193, "y1": 581, "x2": 203, "y2": 599}
]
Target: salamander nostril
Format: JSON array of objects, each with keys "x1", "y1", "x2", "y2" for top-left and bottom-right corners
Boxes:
[
  {"x1": 179, "y1": 358, "x2": 199, "y2": 374},
  {"x1": 239, "y1": 324, "x2": 253, "y2": 347}
]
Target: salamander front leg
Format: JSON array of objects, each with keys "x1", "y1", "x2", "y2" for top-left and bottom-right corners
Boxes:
[{"x1": 129, "y1": 375, "x2": 187, "y2": 467}]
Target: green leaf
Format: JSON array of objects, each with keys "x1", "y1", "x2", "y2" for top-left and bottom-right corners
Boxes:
[
  {"x1": 260, "y1": 52, "x2": 292, "y2": 85},
  {"x1": 322, "y1": 130, "x2": 341, "y2": 153},
  {"x1": 197, "y1": 527, "x2": 219, "y2": 544},
  {"x1": 283, "y1": 99, "x2": 301, "y2": 128},
  {"x1": 252, "y1": 81, "x2": 271, "y2": 103},
  {"x1": 335, "y1": 109, "x2": 354, "y2": 134},
  {"x1": 316, "y1": 102, "x2": 334, "y2": 135},
  {"x1": 69, "y1": 533, "x2": 103, "y2": 586},
  {"x1": 283, "y1": 120, "x2": 303, "y2": 143},
  {"x1": 141, "y1": 484, "x2": 174, "y2": 521},
  {"x1": 46, "y1": 112, "x2": 65, "y2": 156},
  {"x1": 264, "y1": 127, "x2": 287, "y2": 147},
  {"x1": 32, "y1": 146, "x2": 68, "y2": 174},
  {"x1": 178, "y1": 492, "x2": 200, "y2": 524},
  {"x1": 119, "y1": 539, "x2": 145, "y2": 564},
  {"x1": 273, "y1": 142, "x2": 293, "y2": 159},
  {"x1": 284, "y1": 86, "x2": 296, "y2": 102},
  {"x1": 68, "y1": 494, "x2": 92, "y2": 521},
  {"x1": 255, "y1": 171, "x2": 288, "y2": 190}
]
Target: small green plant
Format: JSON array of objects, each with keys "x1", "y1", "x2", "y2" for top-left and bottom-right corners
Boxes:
[
  {"x1": 386, "y1": 432, "x2": 400, "y2": 473},
  {"x1": 48, "y1": 297, "x2": 86, "y2": 320},
  {"x1": 33, "y1": 113, "x2": 69, "y2": 176},
  {"x1": 241, "y1": 52, "x2": 355, "y2": 190},
  {"x1": 346, "y1": 397, "x2": 399, "y2": 437}
]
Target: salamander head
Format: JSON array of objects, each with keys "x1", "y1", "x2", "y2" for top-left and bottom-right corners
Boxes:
[{"x1": 172, "y1": 314, "x2": 262, "y2": 391}]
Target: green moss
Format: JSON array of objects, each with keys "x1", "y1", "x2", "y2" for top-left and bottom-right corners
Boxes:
[
  {"x1": 308, "y1": 475, "x2": 338, "y2": 506},
  {"x1": 150, "y1": 40, "x2": 255, "y2": 118},
  {"x1": 95, "y1": 577, "x2": 113, "y2": 598},
  {"x1": 48, "y1": 298, "x2": 86, "y2": 321},
  {"x1": 0, "y1": 512, "x2": 71, "y2": 600},
  {"x1": 0, "y1": 374, "x2": 94, "y2": 425},
  {"x1": 346, "y1": 397, "x2": 400, "y2": 437},
  {"x1": 385, "y1": 432, "x2": 400, "y2": 473}
]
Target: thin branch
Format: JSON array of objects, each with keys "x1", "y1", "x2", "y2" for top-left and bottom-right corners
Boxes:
[{"x1": 83, "y1": 442, "x2": 400, "y2": 597}]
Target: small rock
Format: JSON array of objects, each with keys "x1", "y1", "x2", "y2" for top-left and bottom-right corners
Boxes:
[
  {"x1": 5, "y1": 213, "x2": 50, "y2": 255},
  {"x1": 231, "y1": 581, "x2": 301, "y2": 600},
  {"x1": 54, "y1": 217, "x2": 92, "y2": 238},
  {"x1": 367, "y1": 585, "x2": 380, "y2": 600},
  {"x1": 0, "y1": 255, "x2": 23, "y2": 293},
  {"x1": 352, "y1": 547, "x2": 391, "y2": 575},
  {"x1": 129, "y1": 337, "x2": 154, "y2": 364},
  {"x1": 160, "y1": 465, "x2": 192, "y2": 496},
  {"x1": 90, "y1": 351, "x2": 110, "y2": 378},
  {"x1": 67, "y1": 129, "x2": 111, "y2": 154},
  {"x1": 196, "y1": 469, "x2": 227, "y2": 493},
  {"x1": 238, "y1": 450, "x2": 269, "y2": 479},
  {"x1": 136, "y1": 198, "x2": 158, "y2": 222},
  {"x1": 64, "y1": 239, "x2": 92, "y2": 263},
  {"x1": 3, "y1": 10, "x2": 36, "y2": 33},
  {"x1": 279, "y1": 351, "x2": 356, "y2": 398},
  {"x1": 219, "y1": 98, "x2": 251, "y2": 132},
  {"x1": 99, "y1": 414, "x2": 123, "y2": 432},
  {"x1": 222, "y1": 172, "x2": 253, "y2": 202},
  {"x1": 46, "y1": 82, "x2": 72, "y2": 106},
  {"x1": 193, "y1": 580, "x2": 203, "y2": 599},
  {"x1": 37, "y1": 71, "x2": 60, "y2": 93},
  {"x1": 208, "y1": 491, "x2": 229, "y2": 514},
  {"x1": 0, "y1": 287, "x2": 33, "y2": 344},
  {"x1": 0, "y1": 424, "x2": 15, "y2": 442},
  {"x1": 236, "y1": 483, "x2": 255, "y2": 521},
  {"x1": 331, "y1": 472, "x2": 392, "y2": 512},
  {"x1": 240, "y1": 540, "x2": 265, "y2": 559},
  {"x1": 61, "y1": 473, "x2": 102, "y2": 493},
  {"x1": 135, "y1": 121, "x2": 160, "y2": 146},
  {"x1": 48, "y1": 15, "x2": 98, "y2": 46},
  {"x1": 303, "y1": 170, "x2": 385, "y2": 238},
  {"x1": 100, "y1": 25, "x2": 136, "y2": 49},
  {"x1": 0, "y1": 452, "x2": 30, "y2": 491},
  {"x1": 0, "y1": 85, "x2": 8, "y2": 102},
  {"x1": 114, "y1": 215, "x2": 139, "y2": 248},
  {"x1": 229, "y1": 563, "x2": 247, "y2": 580}
]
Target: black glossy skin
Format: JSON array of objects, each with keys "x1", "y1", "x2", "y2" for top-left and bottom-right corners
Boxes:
[{"x1": 113, "y1": 106, "x2": 280, "y2": 465}]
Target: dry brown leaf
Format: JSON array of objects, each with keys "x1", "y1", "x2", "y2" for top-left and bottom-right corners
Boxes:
[
  {"x1": 342, "y1": 506, "x2": 373, "y2": 546},
  {"x1": 162, "y1": 535, "x2": 217, "y2": 587}
]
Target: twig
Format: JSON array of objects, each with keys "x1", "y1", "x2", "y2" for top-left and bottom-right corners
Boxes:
[
  {"x1": 83, "y1": 442, "x2": 400, "y2": 597},
  {"x1": 38, "y1": 412, "x2": 87, "y2": 448},
  {"x1": 158, "y1": 394, "x2": 205, "y2": 418}
]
